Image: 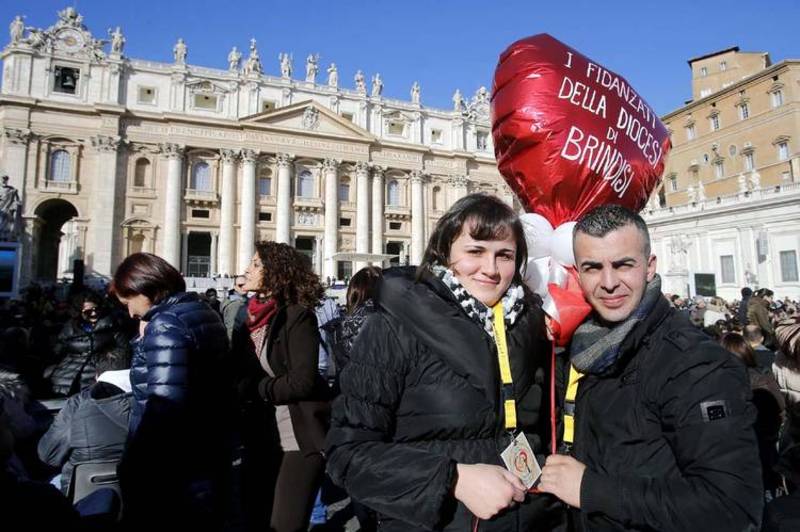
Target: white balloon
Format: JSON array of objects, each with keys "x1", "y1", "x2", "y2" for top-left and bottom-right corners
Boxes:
[
  {"x1": 519, "y1": 213, "x2": 553, "y2": 259},
  {"x1": 523, "y1": 256, "x2": 550, "y2": 296},
  {"x1": 551, "y1": 222, "x2": 577, "y2": 267}
]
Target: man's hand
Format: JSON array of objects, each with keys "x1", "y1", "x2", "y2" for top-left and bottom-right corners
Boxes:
[
  {"x1": 539, "y1": 454, "x2": 586, "y2": 508},
  {"x1": 453, "y1": 463, "x2": 526, "y2": 520}
]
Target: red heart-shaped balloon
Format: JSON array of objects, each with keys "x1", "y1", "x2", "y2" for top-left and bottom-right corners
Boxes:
[{"x1": 492, "y1": 34, "x2": 671, "y2": 226}]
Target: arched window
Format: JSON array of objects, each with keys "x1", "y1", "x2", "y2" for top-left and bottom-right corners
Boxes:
[
  {"x1": 190, "y1": 161, "x2": 211, "y2": 191},
  {"x1": 387, "y1": 180, "x2": 400, "y2": 206},
  {"x1": 432, "y1": 186, "x2": 442, "y2": 211},
  {"x1": 134, "y1": 158, "x2": 150, "y2": 187},
  {"x1": 297, "y1": 170, "x2": 314, "y2": 198},
  {"x1": 49, "y1": 149, "x2": 71, "y2": 182},
  {"x1": 339, "y1": 177, "x2": 350, "y2": 202}
]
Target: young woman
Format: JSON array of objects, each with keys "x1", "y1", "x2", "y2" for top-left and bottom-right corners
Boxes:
[
  {"x1": 326, "y1": 193, "x2": 563, "y2": 531},
  {"x1": 110, "y1": 252, "x2": 231, "y2": 528},
  {"x1": 232, "y1": 241, "x2": 331, "y2": 532}
]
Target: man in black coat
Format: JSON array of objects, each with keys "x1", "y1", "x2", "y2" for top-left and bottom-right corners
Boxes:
[{"x1": 539, "y1": 205, "x2": 763, "y2": 531}]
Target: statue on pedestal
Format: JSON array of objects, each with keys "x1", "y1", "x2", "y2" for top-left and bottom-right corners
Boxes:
[
  {"x1": 0, "y1": 174, "x2": 22, "y2": 242},
  {"x1": 410, "y1": 81, "x2": 420, "y2": 104},
  {"x1": 9, "y1": 15, "x2": 24, "y2": 44},
  {"x1": 244, "y1": 38, "x2": 262, "y2": 75},
  {"x1": 109, "y1": 26, "x2": 125, "y2": 55},
  {"x1": 354, "y1": 70, "x2": 366, "y2": 94},
  {"x1": 227, "y1": 46, "x2": 242, "y2": 72},
  {"x1": 371, "y1": 73, "x2": 383, "y2": 97},
  {"x1": 278, "y1": 52, "x2": 292, "y2": 79},
  {"x1": 452, "y1": 89, "x2": 465, "y2": 112},
  {"x1": 327, "y1": 63, "x2": 338, "y2": 88},
  {"x1": 305, "y1": 53, "x2": 319, "y2": 83},
  {"x1": 173, "y1": 38, "x2": 187, "y2": 65}
]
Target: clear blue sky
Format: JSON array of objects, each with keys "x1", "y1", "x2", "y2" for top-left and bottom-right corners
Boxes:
[{"x1": 2, "y1": 0, "x2": 797, "y2": 115}]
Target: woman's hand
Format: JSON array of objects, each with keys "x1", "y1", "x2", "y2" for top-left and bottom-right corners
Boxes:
[{"x1": 453, "y1": 463, "x2": 526, "y2": 520}]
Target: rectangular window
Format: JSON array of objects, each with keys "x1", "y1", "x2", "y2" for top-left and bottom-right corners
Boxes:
[
  {"x1": 719, "y1": 60, "x2": 727, "y2": 71},
  {"x1": 339, "y1": 217, "x2": 351, "y2": 227},
  {"x1": 53, "y1": 66, "x2": 80, "y2": 94},
  {"x1": 258, "y1": 177, "x2": 271, "y2": 196},
  {"x1": 778, "y1": 141, "x2": 790, "y2": 161},
  {"x1": 338, "y1": 183, "x2": 350, "y2": 202},
  {"x1": 477, "y1": 131, "x2": 489, "y2": 151},
  {"x1": 669, "y1": 175, "x2": 677, "y2": 192},
  {"x1": 780, "y1": 250, "x2": 799, "y2": 282},
  {"x1": 388, "y1": 121, "x2": 405, "y2": 136},
  {"x1": 720, "y1": 255, "x2": 735, "y2": 284},
  {"x1": 194, "y1": 94, "x2": 218, "y2": 110},
  {"x1": 341, "y1": 112, "x2": 354, "y2": 122},
  {"x1": 258, "y1": 211, "x2": 272, "y2": 222},
  {"x1": 739, "y1": 103, "x2": 749, "y2": 120},
  {"x1": 772, "y1": 90, "x2": 784, "y2": 108},
  {"x1": 700, "y1": 66, "x2": 708, "y2": 77},
  {"x1": 261, "y1": 100, "x2": 276, "y2": 113},
  {"x1": 137, "y1": 86, "x2": 156, "y2": 105},
  {"x1": 710, "y1": 114, "x2": 720, "y2": 131},
  {"x1": 191, "y1": 209, "x2": 210, "y2": 219},
  {"x1": 714, "y1": 161, "x2": 724, "y2": 178},
  {"x1": 389, "y1": 221, "x2": 402, "y2": 231},
  {"x1": 685, "y1": 125, "x2": 696, "y2": 141},
  {"x1": 744, "y1": 152, "x2": 755, "y2": 171},
  {"x1": 431, "y1": 129, "x2": 443, "y2": 143}
]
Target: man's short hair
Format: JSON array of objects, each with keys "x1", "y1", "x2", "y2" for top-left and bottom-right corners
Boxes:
[
  {"x1": 743, "y1": 324, "x2": 764, "y2": 343},
  {"x1": 94, "y1": 347, "x2": 130, "y2": 375},
  {"x1": 573, "y1": 204, "x2": 651, "y2": 257},
  {"x1": 741, "y1": 287, "x2": 753, "y2": 297}
]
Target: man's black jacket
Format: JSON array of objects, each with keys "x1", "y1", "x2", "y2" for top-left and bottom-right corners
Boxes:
[{"x1": 569, "y1": 296, "x2": 763, "y2": 531}]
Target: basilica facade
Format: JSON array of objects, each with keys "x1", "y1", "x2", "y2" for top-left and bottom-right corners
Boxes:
[{"x1": 0, "y1": 7, "x2": 512, "y2": 286}]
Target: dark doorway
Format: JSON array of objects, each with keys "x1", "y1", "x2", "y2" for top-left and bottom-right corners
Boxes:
[
  {"x1": 187, "y1": 232, "x2": 211, "y2": 277},
  {"x1": 34, "y1": 199, "x2": 79, "y2": 281}
]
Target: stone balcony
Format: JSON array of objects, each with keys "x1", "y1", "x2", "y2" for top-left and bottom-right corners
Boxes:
[
  {"x1": 184, "y1": 188, "x2": 219, "y2": 205},
  {"x1": 42, "y1": 179, "x2": 78, "y2": 194}
]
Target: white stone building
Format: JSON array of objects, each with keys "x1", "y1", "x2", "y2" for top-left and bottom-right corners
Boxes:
[{"x1": 0, "y1": 7, "x2": 511, "y2": 286}]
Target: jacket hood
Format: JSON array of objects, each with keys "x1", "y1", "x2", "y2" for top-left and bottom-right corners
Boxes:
[{"x1": 377, "y1": 266, "x2": 501, "y2": 405}]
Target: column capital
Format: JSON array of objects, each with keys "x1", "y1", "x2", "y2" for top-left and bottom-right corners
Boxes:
[
  {"x1": 220, "y1": 148, "x2": 239, "y2": 164},
  {"x1": 371, "y1": 164, "x2": 386, "y2": 179},
  {"x1": 322, "y1": 158, "x2": 340, "y2": 172},
  {"x1": 160, "y1": 143, "x2": 185, "y2": 159},
  {"x1": 276, "y1": 152, "x2": 295, "y2": 168},
  {"x1": 90, "y1": 134, "x2": 124, "y2": 152},
  {"x1": 240, "y1": 148, "x2": 259, "y2": 163},
  {"x1": 3, "y1": 127, "x2": 32, "y2": 145},
  {"x1": 448, "y1": 175, "x2": 469, "y2": 187},
  {"x1": 410, "y1": 170, "x2": 428, "y2": 184},
  {"x1": 354, "y1": 161, "x2": 370, "y2": 176}
]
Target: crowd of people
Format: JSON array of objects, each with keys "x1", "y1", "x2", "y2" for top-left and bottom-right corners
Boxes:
[{"x1": 0, "y1": 194, "x2": 798, "y2": 531}]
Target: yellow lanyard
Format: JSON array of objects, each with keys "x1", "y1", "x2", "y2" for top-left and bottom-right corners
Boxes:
[
  {"x1": 492, "y1": 303, "x2": 516, "y2": 431},
  {"x1": 563, "y1": 364, "x2": 583, "y2": 445}
]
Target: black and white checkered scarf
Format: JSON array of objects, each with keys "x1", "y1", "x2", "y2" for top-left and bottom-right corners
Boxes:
[{"x1": 431, "y1": 263, "x2": 525, "y2": 339}]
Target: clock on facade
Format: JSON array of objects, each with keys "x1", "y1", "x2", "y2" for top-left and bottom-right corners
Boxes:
[{"x1": 55, "y1": 28, "x2": 85, "y2": 52}]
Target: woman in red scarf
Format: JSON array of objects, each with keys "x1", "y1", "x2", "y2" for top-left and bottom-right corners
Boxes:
[{"x1": 232, "y1": 241, "x2": 330, "y2": 532}]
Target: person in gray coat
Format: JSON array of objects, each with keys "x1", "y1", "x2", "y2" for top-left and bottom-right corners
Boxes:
[{"x1": 37, "y1": 347, "x2": 132, "y2": 495}]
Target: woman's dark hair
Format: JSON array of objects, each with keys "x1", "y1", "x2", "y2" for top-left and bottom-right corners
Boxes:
[
  {"x1": 418, "y1": 193, "x2": 528, "y2": 284},
  {"x1": 254, "y1": 241, "x2": 324, "y2": 308},
  {"x1": 69, "y1": 290, "x2": 104, "y2": 318},
  {"x1": 720, "y1": 332, "x2": 757, "y2": 368},
  {"x1": 346, "y1": 266, "x2": 383, "y2": 314},
  {"x1": 109, "y1": 252, "x2": 185, "y2": 305}
]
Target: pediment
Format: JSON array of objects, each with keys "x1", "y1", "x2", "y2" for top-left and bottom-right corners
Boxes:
[
  {"x1": 240, "y1": 101, "x2": 375, "y2": 142},
  {"x1": 186, "y1": 79, "x2": 233, "y2": 95}
]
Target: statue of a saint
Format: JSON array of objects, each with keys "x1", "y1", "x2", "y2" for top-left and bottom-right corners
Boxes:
[
  {"x1": 244, "y1": 39, "x2": 262, "y2": 74},
  {"x1": 354, "y1": 70, "x2": 366, "y2": 94},
  {"x1": 173, "y1": 38, "x2": 187, "y2": 65},
  {"x1": 227, "y1": 46, "x2": 242, "y2": 72},
  {"x1": 9, "y1": 15, "x2": 24, "y2": 44},
  {"x1": 109, "y1": 26, "x2": 125, "y2": 55},
  {"x1": 279, "y1": 52, "x2": 292, "y2": 79},
  {"x1": 410, "y1": 81, "x2": 420, "y2": 104},
  {"x1": 371, "y1": 73, "x2": 383, "y2": 97},
  {"x1": 0, "y1": 174, "x2": 22, "y2": 241},
  {"x1": 327, "y1": 63, "x2": 338, "y2": 88},
  {"x1": 452, "y1": 89, "x2": 464, "y2": 112},
  {"x1": 305, "y1": 53, "x2": 319, "y2": 83},
  {"x1": 475, "y1": 86, "x2": 489, "y2": 104}
]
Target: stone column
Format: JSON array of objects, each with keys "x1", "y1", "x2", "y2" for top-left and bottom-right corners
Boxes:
[
  {"x1": 355, "y1": 161, "x2": 371, "y2": 271},
  {"x1": 161, "y1": 143, "x2": 184, "y2": 270},
  {"x1": 275, "y1": 153, "x2": 294, "y2": 245},
  {"x1": 448, "y1": 175, "x2": 469, "y2": 207},
  {"x1": 2, "y1": 128, "x2": 31, "y2": 196},
  {"x1": 410, "y1": 171, "x2": 427, "y2": 265},
  {"x1": 238, "y1": 149, "x2": 258, "y2": 272},
  {"x1": 371, "y1": 165, "x2": 385, "y2": 261},
  {"x1": 217, "y1": 149, "x2": 238, "y2": 276},
  {"x1": 791, "y1": 156, "x2": 800, "y2": 183},
  {"x1": 89, "y1": 134, "x2": 122, "y2": 276},
  {"x1": 210, "y1": 232, "x2": 218, "y2": 276},
  {"x1": 181, "y1": 232, "x2": 189, "y2": 274},
  {"x1": 314, "y1": 234, "x2": 324, "y2": 276},
  {"x1": 322, "y1": 158, "x2": 339, "y2": 280}
]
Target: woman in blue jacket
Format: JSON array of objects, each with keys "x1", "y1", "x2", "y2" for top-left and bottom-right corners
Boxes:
[{"x1": 110, "y1": 252, "x2": 232, "y2": 529}]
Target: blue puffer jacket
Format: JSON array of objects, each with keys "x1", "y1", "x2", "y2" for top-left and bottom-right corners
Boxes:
[{"x1": 121, "y1": 292, "x2": 232, "y2": 521}]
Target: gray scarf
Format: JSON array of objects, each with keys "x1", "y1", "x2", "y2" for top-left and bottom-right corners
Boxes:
[{"x1": 570, "y1": 274, "x2": 662, "y2": 375}]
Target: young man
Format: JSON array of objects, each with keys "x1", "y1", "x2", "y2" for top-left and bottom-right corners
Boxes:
[{"x1": 539, "y1": 205, "x2": 762, "y2": 531}]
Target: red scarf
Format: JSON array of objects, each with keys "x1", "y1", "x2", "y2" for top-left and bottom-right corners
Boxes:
[{"x1": 246, "y1": 296, "x2": 278, "y2": 332}]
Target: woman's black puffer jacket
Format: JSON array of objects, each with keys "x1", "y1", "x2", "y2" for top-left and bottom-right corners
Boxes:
[
  {"x1": 50, "y1": 316, "x2": 128, "y2": 396},
  {"x1": 326, "y1": 267, "x2": 564, "y2": 531}
]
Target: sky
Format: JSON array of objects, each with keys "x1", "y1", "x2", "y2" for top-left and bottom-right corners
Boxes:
[{"x1": 2, "y1": 0, "x2": 798, "y2": 116}]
